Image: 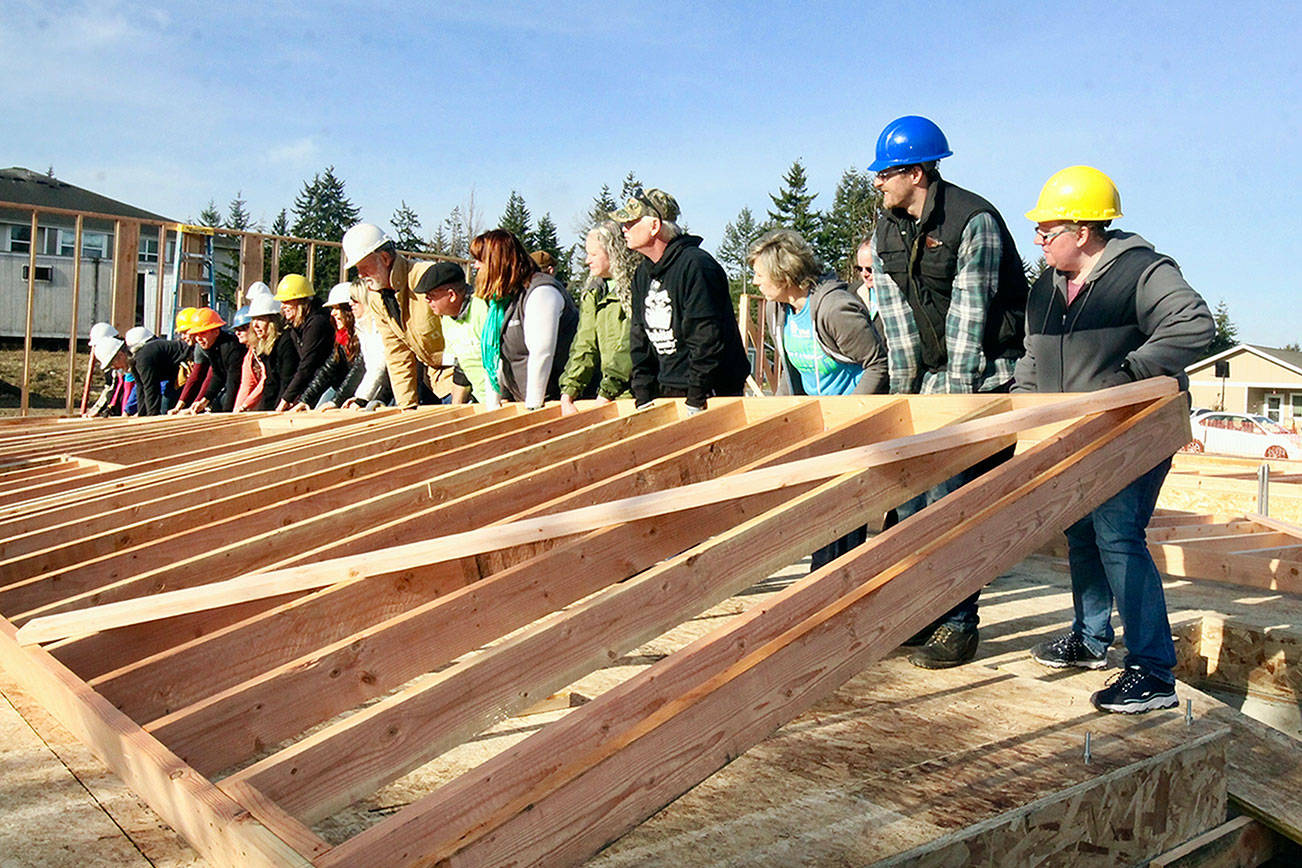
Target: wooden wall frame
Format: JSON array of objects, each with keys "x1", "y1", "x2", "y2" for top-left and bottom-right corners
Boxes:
[{"x1": 0, "y1": 382, "x2": 1190, "y2": 867}]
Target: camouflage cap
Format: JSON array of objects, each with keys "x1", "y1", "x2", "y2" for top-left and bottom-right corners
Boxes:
[{"x1": 609, "y1": 188, "x2": 680, "y2": 223}]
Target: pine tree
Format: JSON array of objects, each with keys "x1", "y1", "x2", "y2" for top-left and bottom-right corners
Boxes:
[
  {"x1": 498, "y1": 190, "x2": 532, "y2": 242},
  {"x1": 531, "y1": 213, "x2": 567, "y2": 284},
  {"x1": 271, "y1": 209, "x2": 289, "y2": 236},
  {"x1": 428, "y1": 225, "x2": 451, "y2": 257},
  {"x1": 818, "y1": 167, "x2": 880, "y2": 278},
  {"x1": 390, "y1": 200, "x2": 424, "y2": 252},
  {"x1": 717, "y1": 206, "x2": 764, "y2": 311},
  {"x1": 442, "y1": 206, "x2": 470, "y2": 259},
  {"x1": 1209, "y1": 300, "x2": 1240, "y2": 355},
  {"x1": 620, "y1": 172, "x2": 643, "y2": 200},
  {"x1": 198, "y1": 200, "x2": 223, "y2": 228},
  {"x1": 767, "y1": 159, "x2": 822, "y2": 242},
  {"x1": 289, "y1": 166, "x2": 360, "y2": 293},
  {"x1": 226, "y1": 192, "x2": 252, "y2": 231},
  {"x1": 1023, "y1": 256, "x2": 1048, "y2": 284},
  {"x1": 586, "y1": 184, "x2": 619, "y2": 230}
]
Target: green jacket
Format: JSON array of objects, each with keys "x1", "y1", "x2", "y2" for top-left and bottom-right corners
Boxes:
[{"x1": 559, "y1": 277, "x2": 632, "y2": 399}]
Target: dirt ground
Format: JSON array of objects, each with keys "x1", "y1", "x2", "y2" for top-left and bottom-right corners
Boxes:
[{"x1": 0, "y1": 343, "x2": 91, "y2": 415}]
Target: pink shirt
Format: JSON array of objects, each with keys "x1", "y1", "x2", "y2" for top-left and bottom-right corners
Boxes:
[{"x1": 1065, "y1": 278, "x2": 1086, "y2": 307}]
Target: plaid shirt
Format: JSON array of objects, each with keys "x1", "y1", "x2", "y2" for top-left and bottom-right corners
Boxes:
[{"x1": 871, "y1": 211, "x2": 1015, "y2": 394}]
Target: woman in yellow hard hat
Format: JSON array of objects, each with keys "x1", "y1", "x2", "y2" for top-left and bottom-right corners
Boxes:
[
  {"x1": 1017, "y1": 165, "x2": 1215, "y2": 714},
  {"x1": 271, "y1": 274, "x2": 334, "y2": 411}
]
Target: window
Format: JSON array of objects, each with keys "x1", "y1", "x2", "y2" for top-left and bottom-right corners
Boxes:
[
  {"x1": 83, "y1": 232, "x2": 109, "y2": 259},
  {"x1": 21, "y1": 265, "x2": 53, "y2": 281},
  {"x1": 1266, "y1": 395, "x2": 1282, "y2": 421},
  {"x1": 8, "y1": 223, "x2": 29, "y2": 254},
  {"x1": 139, "y1": 236, "x2": 159, "y2": 263},
  {"x1": 1292, "y1": 394, "x2": 1302, "y2": 421}
]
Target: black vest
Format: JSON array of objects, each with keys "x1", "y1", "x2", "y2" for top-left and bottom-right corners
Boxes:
[
  {"x1": 1025, "y1": 247, "x2": 1165, "y2": 339},
  {"x1": 500, "y1": 273, "x2": 580, "y2": 404},
  {"x1": 875, "y1": 180, "x2": 1029, "y2": 372}
]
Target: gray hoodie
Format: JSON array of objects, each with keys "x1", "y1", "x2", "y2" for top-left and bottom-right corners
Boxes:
[
  {"x1": 1013, "y1": 232, "x2": 1213, "y2": 393},
  {"x1": 768, "y1": 275, "x2": 889, "y2": 396}
]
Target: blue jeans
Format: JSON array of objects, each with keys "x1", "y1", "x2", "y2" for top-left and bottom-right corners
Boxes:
[
  {"x1": 892, "y1": 445, "x2": 1017, "y2": 630},
  {"x1": 1065, "y1": 457, "x2": 1176, "y2": 683}
]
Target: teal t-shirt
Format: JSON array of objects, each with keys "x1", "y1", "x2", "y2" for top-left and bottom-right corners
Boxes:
[{"x1": 782, "y1": 299, "x2": 864, "y2": 396}]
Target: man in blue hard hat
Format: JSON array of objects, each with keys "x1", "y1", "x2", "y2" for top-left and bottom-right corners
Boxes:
[{"x1": 868, "y1": 115, "x2": 1030, "y2": 669}]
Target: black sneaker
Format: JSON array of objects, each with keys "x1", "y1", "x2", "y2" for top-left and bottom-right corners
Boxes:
[
  {"x1": 1031, "y1": 632, "x2": 1108, "y2": 670},
  {"x1": 908, "y1": 625, "x2": 978, "y2": 669},
  {"x1": 1091, "y1": 666, "x2": 1178, "y2": 714}
]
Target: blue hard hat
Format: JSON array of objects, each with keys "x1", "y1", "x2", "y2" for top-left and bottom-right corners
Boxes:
[
  {"x1": 232, "y1": 305, "x2": 252, "y2": 329},
  {"x1": 868, "y1": 115, "x2": 953, "y2": 172}
]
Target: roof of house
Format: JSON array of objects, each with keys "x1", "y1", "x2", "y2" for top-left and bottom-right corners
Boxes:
[
  {"x1": 1188, "y1": 343, "x2": 1302, "y2": 378},
  {"x1": 0, "y1": 167, "x2": 172, "y2": 223}
]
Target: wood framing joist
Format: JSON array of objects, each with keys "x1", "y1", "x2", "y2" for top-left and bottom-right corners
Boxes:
[{"x1": 0, "y1": 382, "x2": 1191, "y2": 867}]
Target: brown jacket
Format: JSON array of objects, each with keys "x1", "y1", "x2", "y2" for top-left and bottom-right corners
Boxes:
[{"x1": 365, "y1": 255, "x2": 444, "y2": 407}]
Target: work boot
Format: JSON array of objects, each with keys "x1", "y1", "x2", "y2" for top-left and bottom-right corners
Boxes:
[
  {"x1": 908, "y1": 625, "x2": 978, "y2": 669},
  {"x1": 900, "y1": 624, "x2": 936, "y2": 647}
]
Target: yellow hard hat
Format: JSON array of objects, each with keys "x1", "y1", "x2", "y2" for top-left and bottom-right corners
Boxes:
[
  {"x1": 274, "y1": 273, "x2": 315, "y2": 301},
  {"x1": 189, "y1": 307, "x2": 226, "y2": 333},
  {"x1": 1025, "y1": 166, "x2": 1122, "y2": 223},
  {"x1": 175, "y1": 306, "x2": 198, "y2": 333}
]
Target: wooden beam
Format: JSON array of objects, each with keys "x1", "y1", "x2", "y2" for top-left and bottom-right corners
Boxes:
[
  {"x1": 146, "y1": 403, "x2": 904, "y2": 774},
  {"x1": 111, "y1": 220, "x2": 141, "y2": 335},
  {"x1": 13, "y1": 384, "x2": 1133, "y2": 646},
  {"x1": 0, "y1": 618, "x2": 319, "y2": 867},
  {"x1": 227, "y1": 435, "x2": 1006, "y2": 822},
  {"x1": 314, "y1": 394, "x2": 1189, "y2": 867},
  {"x1": 240, "y1": 234, "x2": 265, "y2": 298}
]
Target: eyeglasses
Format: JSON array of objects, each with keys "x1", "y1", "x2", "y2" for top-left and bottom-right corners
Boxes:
[
  {"x1": 854, "y1": 265, "x2": 873, "y2": 275},
  {"x1": 874, "y1": 165, "x2": 913, "y2": 182},
  {"x1": 1034, "y1": 226, "x2": 1075, "y2": 244}
]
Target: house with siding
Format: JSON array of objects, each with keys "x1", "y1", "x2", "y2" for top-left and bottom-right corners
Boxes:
[
  {"x1": 1186, "y1": 344, "x2": 1302, "y2": 430},
  {"x1": 0, "y1": 167, "x2": 174, "y2": 339}
]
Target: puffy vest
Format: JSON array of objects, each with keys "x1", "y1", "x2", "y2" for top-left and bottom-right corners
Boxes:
[
  {"x1": 500, "y1": 273, "x2": 580, "y2": 404},
  {"x1": 875, "y1": 180, "x2": 1029, "y2": 372}
]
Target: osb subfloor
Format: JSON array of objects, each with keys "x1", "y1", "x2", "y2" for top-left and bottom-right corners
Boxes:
[{"x1": 3, "y1": 553, "x2": 1301, "y2": 866}]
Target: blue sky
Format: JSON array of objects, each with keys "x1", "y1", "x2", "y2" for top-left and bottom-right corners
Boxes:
[{"x1": 3, "y1": 0, "x2": 1299, "y2": 343}]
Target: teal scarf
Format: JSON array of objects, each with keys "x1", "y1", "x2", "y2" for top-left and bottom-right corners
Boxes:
[{"x1": 481, "y1": 297, "x2": 507, "y2": 393}]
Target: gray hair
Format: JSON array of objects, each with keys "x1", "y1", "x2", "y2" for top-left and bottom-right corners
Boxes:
[
  {"x1": 589, "y1": 220, "x2": 640, "y2": 298},
  {"x1": 657, "y1": 219, "x2": 682, "y2": 242},
  {"x1": 747, "y1": 228, "x2": 823, "y2": 294}
]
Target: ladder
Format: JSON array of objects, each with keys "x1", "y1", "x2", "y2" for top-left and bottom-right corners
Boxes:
[{"x1": 171, "y1": 224, "x2": 217, "y2": 333}]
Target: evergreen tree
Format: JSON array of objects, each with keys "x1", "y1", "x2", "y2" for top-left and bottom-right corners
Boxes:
[
  {"x1": 586, "y1": 184, "x2": 619, "y2": 230},
  {"x1": 289, "y1": 166, "x2": 360, "y2": 293},
  {"x1": 226, "y1": 192, "x2": 252, "y2": 231},
  {"x1": 271, "y1": 209, "x2": 289, "y2": 236},
  {"x1": 198, "y1": 200, "x2": 223, "y2": 227},
  {"x1": 1209, "y1": 300, "x2": 1240, "y2": 355},
  {"x1": 390, "y1": 200, "x2": 425, "y2": 252},
  {"x1": 265, "y1": 209, "x2": 289, "y2": 283},
  {"x1": 498, "y1": 190, "x2": 532, "y2": 242},
  {"x1": 767, "y1": 159, "x2": 822, "y2": 242},
  {"x1": 531, "y1": 213, "x2": 567, "y2": 284},
  {"x1": 1023, "y1": 256, "x2": 1048, "y2": 284},
  {"x1": 428, "y1": 225, "x2": 451, "y2": 257},
  {"x1": 442, "y1": 206, "x2": 470, "y2": 259},
  {"x1": 818, "y1": 167, "x2": 880, "y2": 278},
  {"x1": 717, "y1": 206, "x2": 764, "y2": 311},
  {"x1": 620, "y1": 171, "x2": 643, "y2": 200}
]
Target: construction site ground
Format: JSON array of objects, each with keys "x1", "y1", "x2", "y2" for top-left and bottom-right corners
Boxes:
[{"x1": 4, "y1": 541, "x2": 1301, "y2": 866}]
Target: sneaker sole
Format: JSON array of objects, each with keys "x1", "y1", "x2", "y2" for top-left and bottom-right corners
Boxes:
[
  {"x1": 1031, "y1": 653, "x2": 1108, "y2": 671},
  {"x1": 1091, "y1": 694, "x2": 1178, "y2": 714},
  {"x1": 908, "y1": 654, "x2": 976, "y2": 670}
]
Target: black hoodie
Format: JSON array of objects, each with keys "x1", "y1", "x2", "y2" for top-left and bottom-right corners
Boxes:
[{"x1": 629, "y1": 235, "x2": 749, "y2": 408}]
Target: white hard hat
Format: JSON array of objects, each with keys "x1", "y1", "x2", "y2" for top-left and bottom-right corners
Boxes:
[
  {"x1": 89, "y1": 322, "x2": 119, "y2": 345},
  {"x1": 124, "y1": 326, "x2": 154, "y2": 353},
  {"x1": 342, "y1": 223, "x2": 390, "y2": 269},
  {"x1": 245, "y1": 280, "x2": 273, "y2": 300},
  {"x1": 326, "y1": 281, "x2": 354, "y2": 308},
  {"x1": 94, "y1": 337, "x2": 125, "y2": 369},
  {"x1": 249, "y1": 294, "x2": 281, "y2": 317}
]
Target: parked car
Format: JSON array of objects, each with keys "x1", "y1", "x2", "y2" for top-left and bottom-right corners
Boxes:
[{"x1": 1184, "y1": 412, "x2": 1302, "y2": 459}]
